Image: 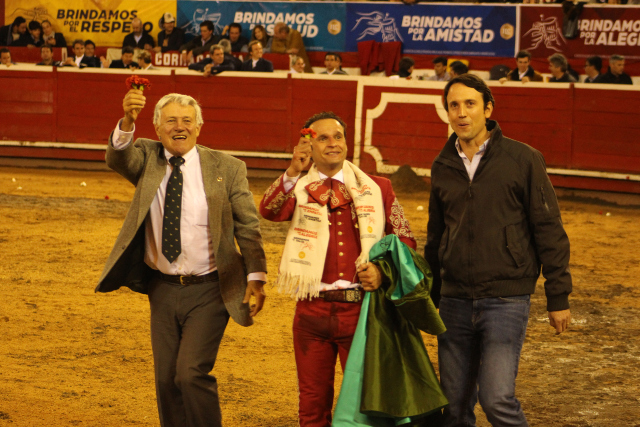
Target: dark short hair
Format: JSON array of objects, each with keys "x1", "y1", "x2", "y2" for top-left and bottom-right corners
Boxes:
[
  {"x1": 28, "y1": 20, "x2": 42, "y2": 31},
  {"x1": 443, "y1": 74, "x2": 495, "y2": 113},
  {"x1": 12, "y1": 17, "x2": 26, "y2": 29},
  {"x1": 449, "y1": 61, "x2": 469, "y2": 76},
  {"x1": 398, "y1": 57, "x2": 415, "y2": 77},
  {"x1": 433, "y1": 56, "x2": 447, "y2": 66},
  {"x1": 200, "y1": 20, "x2": 214, "y2": 32},
  {"x1": 84, "y1": 39, "x2": 95, "y2": 48},
  {"x1": 304, "y1": 112, "x2": 347, "y2": 139},
  {"x1": 516, "y1": 50, "x2": 532, "y2": 61},
  {"x1": 229, "y1": 23, "x2": 242, "y2": 32},
  {"x1": 72, "y1": 39, "x2": 84, "y2": 48},
  {"x1": 121, "y1": 46, "x2": 134, "y2": 55},
  {"x1": 0, "y1": 48, "x2": 10, "y2": 55},
  {"x1": 40, "y1": 45, "x2": 52, "y2": 53},
  {"x1": 586, "y1": 55, "x2": 602, "y2": 72},
  {"x1": 325, "y1": 52, "x2": 342, "y2": 63}
]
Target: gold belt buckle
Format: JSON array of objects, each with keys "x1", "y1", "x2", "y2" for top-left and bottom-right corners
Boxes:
[
  {"x1": 346, "y1": 290, "x2": 359, "y2": 302},
  {"x1": 179, "y1": 276, "x2": 186, "y2": 286}
]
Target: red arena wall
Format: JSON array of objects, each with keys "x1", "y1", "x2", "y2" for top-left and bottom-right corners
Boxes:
[{"x1": 1, "y1": 68, "x2": 639, "y2": 193}]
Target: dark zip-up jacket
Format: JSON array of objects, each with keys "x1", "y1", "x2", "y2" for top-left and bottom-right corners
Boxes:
[{"x1": 424, "y1": 120, "x2": 571, "y2": 312}]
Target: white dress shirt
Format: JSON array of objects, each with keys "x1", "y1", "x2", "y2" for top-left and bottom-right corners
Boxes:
[
  {"x1": 112, "y1": 122, "x2": 266, "y2": 282},
  {"x1": 455, "y1": 137, "x2": 490, "y2": 182}
]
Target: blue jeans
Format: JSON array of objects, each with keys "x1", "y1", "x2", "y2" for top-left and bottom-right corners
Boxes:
[{"x1": 438, "y1": 296, "x2": 530, "y2": 427}]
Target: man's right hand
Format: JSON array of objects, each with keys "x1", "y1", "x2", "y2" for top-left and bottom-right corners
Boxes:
[
  {"x1": 122, "y1": 89, "x2": 146, "y2": 131},
  {"x1": 203, "y1": 63, "x2": 213, "y2": 77},
  {"x1": 287, "y1": 136, "x2": 312, "y2": 177}
]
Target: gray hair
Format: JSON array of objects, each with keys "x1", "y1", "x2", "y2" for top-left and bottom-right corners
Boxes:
[
  {"x1": 209, "y1": 44, "x2": 224, "y2": 55},
  {"x1": 153, "y1": 94, "x2": 203, "y2": 126},
  {"x1": 218, "y1": 39, "x2": 231, "y2": 54},
  {"x1": 610, "y1": 54, "x2": 624, "y2": 62},
  {"x1": 548, "y1": 53, "x2": 568, "y2": 72}
]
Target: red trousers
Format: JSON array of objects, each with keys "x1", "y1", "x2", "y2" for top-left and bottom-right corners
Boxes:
[{"x1": 293, "y1": 298, "x2": 362, "y2": 427}]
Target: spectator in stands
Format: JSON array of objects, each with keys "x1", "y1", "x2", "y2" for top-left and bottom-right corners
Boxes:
[
  {"x1": 189, "y1": 44, "x2": 234, "y2": 73},
  {"x1": 427, "y1": 56, "x2": 450, "y2": 81},
  {"x1": 218, "y1": 39, "x2": 243, "y2": 70},
  {"x1": 222, "y1": 23, "x2": 249, "y2": 53},
  {"x1": 0, "y1": 17, "x2": 28, "y2": 47},
  {"x1": 548, "y1": 53, "x2": 576, "y2": 83},
  {"x1": 390, "y1": 57, "x2": 414, "y2": 79},
  {"x1": 320, "y1": 52, "x2": 347, "y2": 75},
  {"x1": 83, "y1": 40, "x2": 103, "y2": 68},
  {"x1": 601, "y1": 54, "x2": 633, "y2": 85},
  {"x1": 36, "y1": 45, "x2": 61, "y2": 66},
  {"x1": 272, "y1": 22, "x2": 312, "y2": 73},
  {"x1": 205, "y1": 45, "x2": 236, "y2": 77},
  {"x1": 241, "y1": 41, "x2": 273, "y2": 72},
  {"x1": 500, "y1": 50, "x2": 543, "y2": 84},
  {"x1": 42, "y1": 20, "x2": 66, "y2": 48},
  {"x1": 63, "y1": 39, "x2": 96, "y2": 68},
  {"x1": 180, "y1": 20, "x2": 218, "y2": 64},
  {"x1": 25, "y1": 21, "x2": 44, "y2": 47},
  {"x1": 137, "y1": 50, "x2": 157, "y2": 70},
  {"x1": 123, "y1": 18, "x2": 155, "y2": 50},
  {"x1": 155, "y1": 13, "x2": 184, "y2": 53},
  {"x1": 290, "y1": 55, "x2": 305, "y2": 74},
  {"x1": 584, "y1": 56, "x2": 603, "y2": 83},
  {"x1": 251, "y1": 25, "x2": 272, "y2": 53},
  {"x1": 449, "y1": 61, "x2": 469, "y2": 79},
  {"x1": 0, "y1": 48, "x2": 14, "y2": 67},
  {"x1": 110, "y1": 46, "x2": 139, "y2": 69}
]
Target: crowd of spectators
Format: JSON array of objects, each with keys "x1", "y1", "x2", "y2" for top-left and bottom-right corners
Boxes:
[{"x1": 0, "y1": 13, "x2": 636, "y2": 85}]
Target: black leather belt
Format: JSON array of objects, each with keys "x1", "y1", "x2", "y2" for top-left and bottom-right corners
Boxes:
[
  {"x1": 318, "y1": 289, "x2": 363, "y2": 303},
  {"x1": 158, "y1": 271, "x2": 219, "y2": 286}
]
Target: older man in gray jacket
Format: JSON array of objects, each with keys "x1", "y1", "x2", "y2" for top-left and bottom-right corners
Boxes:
[{"x1": 96, "y1": 89, "x2": 267, "y2": 427}]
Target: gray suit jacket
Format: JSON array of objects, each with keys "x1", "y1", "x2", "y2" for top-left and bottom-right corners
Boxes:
[{"x1": 96, "y1": 137, "x2": 267, "y2": 327}]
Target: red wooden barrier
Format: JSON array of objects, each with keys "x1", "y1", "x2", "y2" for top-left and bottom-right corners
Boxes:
[{"x1": 1, "y1": 68, "x2": 639, "y2": 193}]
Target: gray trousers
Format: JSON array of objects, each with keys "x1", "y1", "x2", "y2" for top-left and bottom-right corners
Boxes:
[{"x1": 148, "y1": 274, "x2": 230, "y2": 427}]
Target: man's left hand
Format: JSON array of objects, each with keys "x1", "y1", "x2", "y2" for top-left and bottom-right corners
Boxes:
[
  {"x1": 357, "y1": 262, "x2": 382, "y2": 292},
  {"x1": 243, "y1": 280, "x2": 266, "y2": 317},
  {"x1": 549, "y1": 309, "x2": 571, "y2": 334}
]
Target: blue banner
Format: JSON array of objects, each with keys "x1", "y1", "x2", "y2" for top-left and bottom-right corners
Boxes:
[
  {"x1": 346, "y1": 3, "x2": 517, "y2": 56},
  {"x1": 177, "y1": 1, "x2": 346, "y2": 52}
]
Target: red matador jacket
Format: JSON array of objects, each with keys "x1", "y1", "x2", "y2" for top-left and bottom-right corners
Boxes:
[{"x1": 260, "y1": 173, "x2": 416, "y2": 284}]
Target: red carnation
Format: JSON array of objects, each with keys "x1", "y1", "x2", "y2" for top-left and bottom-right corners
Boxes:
[
  {"x1": 126, "y1": 75, "x2": 151, "y2": 91},
  {"x1": 300, "y1": 128, "x2": 317, "y2": 139}
]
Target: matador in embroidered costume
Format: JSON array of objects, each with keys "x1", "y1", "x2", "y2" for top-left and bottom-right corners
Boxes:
[{"x1": 259, "y1": 112, "x2": 416, "y2": 427}]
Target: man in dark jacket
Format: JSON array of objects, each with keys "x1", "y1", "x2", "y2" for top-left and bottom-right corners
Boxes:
[
  {"x1": 0, "y1": 16, "x2": 28, "y2": 46},
  {"x1": 425, "y1": 74, "x2": 572, "y2": 427},
  {"x1": 584, "y1": 56, "x2": 604, "y2": 83},
  {"x1": 499, "y1": 50, "x2": 544, "y2": 83},
  {"x1": 188, "y1": 44, "x2": 235, "y2": 76},
  {"x1": 241, "y1": 41, "x2": 273, "y2": 72},
  {"x1": 109, "y1": 46, "x2": 139, "y2": 69},
  {"x1": 155, "y1": 13, "x2": 184, "y2": 53},
  {"x1": 122, "y1": 18, "x2": 155, "y2": 50},
  {"x1": 548, "y1": 53, "x2": 577, "y2": 83},
  {"x1": 180, "y1": 20, "x2": 219, "y2": 64},
  {"x1": 600, "y1": 54, "x2": 633, "y2": 85}
]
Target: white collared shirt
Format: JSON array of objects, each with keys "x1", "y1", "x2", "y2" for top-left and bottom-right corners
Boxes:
[
  {"x1": 75, "y1": 54, "x2": 84, "y2": 67},
  {"x1": 111, "y1": 123, "x2": 266, "y2": 282},
  {"x1": 455, "y1": 137, "x2": 490, "y2": 182}
]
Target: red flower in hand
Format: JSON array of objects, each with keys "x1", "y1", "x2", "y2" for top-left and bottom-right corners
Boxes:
[
  {"x1": 300, "y1": 128, "x2": 317, "y2": 139},
  {"x1": 126, "y1": 75, "x2": 151, "y2": 91}
]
